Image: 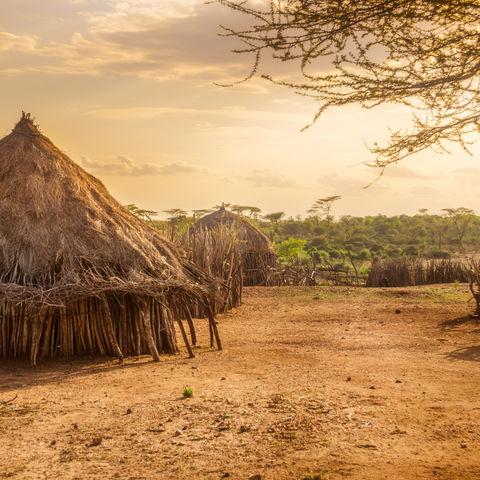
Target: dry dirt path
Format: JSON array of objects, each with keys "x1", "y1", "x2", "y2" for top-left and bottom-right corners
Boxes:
[{"x1": 1, "y1": 285, "x2": 479, "y2": 480}]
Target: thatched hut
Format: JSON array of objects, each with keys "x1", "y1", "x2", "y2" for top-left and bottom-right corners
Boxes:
[
  {"x1": 186, "y1": 208, "x2": 278, "y2": 286},
  {"x1": 0, "y1": 113, "x2": 221, "y2": 365}
]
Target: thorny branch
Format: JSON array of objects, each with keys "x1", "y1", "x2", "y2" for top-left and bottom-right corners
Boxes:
[{"x1": 215, "y1": 0, "x2": 480, "y2": 168}]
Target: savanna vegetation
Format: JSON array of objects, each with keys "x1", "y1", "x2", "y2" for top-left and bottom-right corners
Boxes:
[
  {"x1": 129, "y1": 202, "x2": 478, "y2": 262},
  {"x1": 127, "y1": 201, "x2": 479, "y2": 288}
]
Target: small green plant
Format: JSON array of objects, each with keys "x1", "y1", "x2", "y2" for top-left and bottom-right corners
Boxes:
[
  {"x1": 182, "y1": 386, "x2": 194, "y2": 398},
  {"x1": 454, "y1": 279, "x2": 459, "y2": 289},
  {"x1": 302, "y1": 473, "x2": 328, "y2": 480}
]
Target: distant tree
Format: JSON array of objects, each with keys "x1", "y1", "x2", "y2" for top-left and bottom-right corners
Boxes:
[
  {"x1": 231, "y1": 204, "x2": 250, "y2": 215},
  {"x1": 246, "y1": 206, "x2": 262, "y2": 219},
  {"x1": 212, "y1": 203, "x2": 232, "y2": 210},
  {"x1": 163, "y1": 208, "x2": 188, "y2": 220},
  {"x1": 407, "y1": 224, "x2": 427, "y2": 245},
  {"x1": 216, "y1": 1, "x2": 480, "y2": 169},
  {"x1": 163, "y1": 208, "x2": 188, "y2": 240},
  {"x1": 264, "y1": 211, "x2": 286, "y2": 235},
  {"x1": 310, "y1": 195, "x2": 341, "y2": 224},
  {"x1": 306, "y1": 207, "x2": 321, "y2": 226},
  {"x1": 192, "y1": 209, "x2": 212, "y2": 219},
  {"x1": 264, "y1": 211, "x2": 285, "y2": 223},
  {"x1": 212, "y1": 204, "x2": 262, "y2": 218},
  {"x1": 340, "y1": 215, "x2": 355, "y2": 240},
  {"x1": 124, "y1": 204, "x2": 158, "y2": 227},
  {"x1": 441, "y1": 207, "x2": 475, "y2": 250},
  {"x1": 431, "y1": 214, "x2": 449, "y2": 250}
]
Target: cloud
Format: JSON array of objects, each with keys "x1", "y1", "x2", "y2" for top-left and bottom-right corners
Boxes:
[
  {"x1": 242, "y1": 169, "x2": 300, "y2": 189},
  {"x1": 381, "y1": 165, "x2": 434, "y2": 180},
  {"x1": 0, "y1": 32, "x2": 37, "y2": 51},
  {"x1": 452, "y1": 167, "x2": 480, "y2": 185},
  {"x1": 316, "y1": 171, "x2": 390, "y2": 194},
  {"x1": 407, "y1": 185, "x2": 441, "y2": 197},
  {"x1": 0, "y1": 1, "x2": 250, "y2": 81},
  {"x1": 158, "y1": 161, "x2": 210, "y2": 175},
  {"x1": 80, "y1": 155, "x2": 209, "y2": 176},
  {"x1": 86, "y1": 106, "x2": 305, "y2": 123}
]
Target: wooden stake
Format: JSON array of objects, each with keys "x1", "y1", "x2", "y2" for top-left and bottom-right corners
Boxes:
[
  {"x1": 30, "y1": 315, "x2": 39, "y2": 367},
  {"x1": 184, "y1": 308, "x2": 197, "y2": 346},
  {"x1": 176, "y1": 318, "x2": 195, "y2": 358},
  {"x1": 142, "y1": 305, "x2": 161, "y2": 362},
  {"x1": 101, "y1": 296, "x2": 124, "y2": 364},
  {"x1": 207, "y1": 308, "x2": 222, "y2": 350}
]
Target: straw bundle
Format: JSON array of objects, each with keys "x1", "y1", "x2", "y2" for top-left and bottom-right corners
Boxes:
[
  {"x1": 181, "y1": 224, "x2": 242, "y2": 315},
  {"x1": 0, "y1": 113, "x2": 221, "y2": 365},
  {"x1": 188, "y1": 209, "x2": 278, "y2": 286}
]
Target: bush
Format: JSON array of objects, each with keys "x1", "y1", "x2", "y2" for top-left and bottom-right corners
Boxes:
[
  {"x1": 370, "y1": 244, "x2": 385, "y2": 254},
  {"x1": 275, "y1": 237, "x2": 308, "y2": 264},
  {"x1": 402, "y1": 245, "x2": 419, "y2": 257},
  {"x1": 358, "y1": 266, "x2": 371, "y2": 278},
  {"x1": 307, "y1": 236, "x2": 328, "y2": 249},
  {"x1": 426, "y1": 248, "x2": 451, "y2": 259},
  {"x1": 385, "y1": 246, "x2": 402, "y2": 258},
  {"x1": 315, "y1": 249, "x2": 330, "y2": 262},
  {"x1": 357, "y1": 249, "x2": 371, "y2": 261}
]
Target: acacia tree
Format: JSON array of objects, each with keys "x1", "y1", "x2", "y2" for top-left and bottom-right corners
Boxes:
[
  {"x1": 309, "y1": 195, "x2": 341, "y2": 224},
  {"x1": 163, "y1": 208, "x2": 188, "y2": 240},
  {"x1": 441, "y1": 207, "x2": 475, "y2": 250},
  {"x1": 215, "y1": 0, "x2": 480, "y2": 169},
  {"x1": 212, "y1": 203, "x2": 232, "y2": 210},
  {"x1": 192, "y1": 208, "x2": 212, "y2": 220},
  {"x1": 247, "y1": 206, "x2": 262, "y2": 219},
  {"x1": 124, "y1": 204, "x2": 158, "y2": 227},
  {"x1": 231, "y1": 204, "x2": 250, "y2": 215},
  {"x1": 264, "y1": 211, "x2": 286, "y2": 234}
]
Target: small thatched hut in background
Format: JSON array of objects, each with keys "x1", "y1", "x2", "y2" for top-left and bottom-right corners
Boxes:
[
  {"x1": 186, "y1": 208, "x2": 278, "y2": 287},
  {"x1": 0, "y1": 113, "x2": 221, "y2": 365}
]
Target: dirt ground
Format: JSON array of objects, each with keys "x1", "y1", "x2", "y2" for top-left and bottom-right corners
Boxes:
[{"x1": 1, "y1": 285, "x2": 480, "y2": 480}]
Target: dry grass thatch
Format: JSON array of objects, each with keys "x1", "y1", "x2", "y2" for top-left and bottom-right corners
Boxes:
[
  {"x1": 366, "y1": 258, "x2": 469, "y2": 287},
  {"x1": 181, "y1": 225, "x2": 243, "y2": 315},
  {"x1": 188, "y1": 209, "x2": 278, "y2": 286},
  {"x1": 0, "y1": 113, "x2": 221, "y2": 365}
]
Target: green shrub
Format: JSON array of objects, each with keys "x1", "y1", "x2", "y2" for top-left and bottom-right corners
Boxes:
[
  {"x1": 358, "y1": 266, "x2": 371, "y2": 278},
  {"x1": 426, "y1": 248, "x2": 451, "y2": 259},
  {"x1": 182, "y1": 386, "x2": 194, "y2": 398},
  {"x1": 275, "y1": 237, "x2": 308, "y2": 264}
]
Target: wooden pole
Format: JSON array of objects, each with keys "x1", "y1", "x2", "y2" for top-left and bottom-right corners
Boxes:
[
  {"x1": 184, "y1": 308, "x2": 197, "y2": 346},
  {"x1": 207, "y1": 307, "x2": 222, "y2": 350},
  {"x1": 176, "y1": 318, "x2": 195, "y2": 358},
  {"x1": 142, "y1": 305, "x2": 161, "y2": 362},
  {"x1": 30, "y1": 315, "x2": 40, "y2": 367},
  {"x1": 101, "y1": 296, "x2": 124, "y2": 364}
]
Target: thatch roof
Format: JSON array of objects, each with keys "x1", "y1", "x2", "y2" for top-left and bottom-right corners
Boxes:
[
  {"x1": 0, "y1": 114, "x2": 212, "y2": 305},
  {"x1": 0, "y1": 113, "x2": 220, "y2": 363},
  {"x1": 192, "y1": 209, "x2": 275, "y2": 255},
  {"x1": 187, "y1": 209, "x2": 277, "y2": 286}
]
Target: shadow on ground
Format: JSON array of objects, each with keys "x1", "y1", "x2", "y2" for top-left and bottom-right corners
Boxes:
[
  {"x1": 444, "y1": 345, "x2": 480, "y2": 362},
  {"x1": 0, "y1": 349, "x2": 210, "y2": 395},
  {"x1": 440, "y1": 315, "x2": 480, "y2": 332}
]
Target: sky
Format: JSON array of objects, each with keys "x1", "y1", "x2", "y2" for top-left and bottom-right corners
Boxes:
[{"x1": 1, "y1": 0, "x2": 480, "y2": 219}]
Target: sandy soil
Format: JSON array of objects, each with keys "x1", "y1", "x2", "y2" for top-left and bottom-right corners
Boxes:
[{"x1": 1, "y1": 285, "x2": 480, "y2": 480}]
